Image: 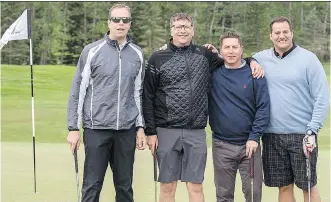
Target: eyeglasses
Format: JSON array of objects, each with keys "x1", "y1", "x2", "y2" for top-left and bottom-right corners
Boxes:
[
  {"x1": 172, "y1": 25, "x2": 192, "y2": 31},
  {"x1": 110, "y1": 17, "x2": 131, "y2": 24}
]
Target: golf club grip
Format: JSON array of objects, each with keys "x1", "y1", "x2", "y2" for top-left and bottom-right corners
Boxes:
[
  {"x1": 74, "y1": 147, "x2": 78, "y2": 173},
  {"x1": 306, "y1": 156, "x2": 311, "y2": 179},
  {"x1": 250, "y1": 155, "x2": 254, "y2": 178},
  {"x1": 153, "y1": 149, "x2": 157, "y2": 181}
]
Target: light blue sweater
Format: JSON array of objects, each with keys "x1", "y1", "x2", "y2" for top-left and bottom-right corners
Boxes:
[{"x1": 253, "y1": 46, "x2": 329, "y2": 134}]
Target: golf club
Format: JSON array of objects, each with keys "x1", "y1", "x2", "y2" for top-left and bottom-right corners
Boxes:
[
  {"x1": 153, "y1": 145, "x2": 157, "y2": 202},
  {"x1": 306, "y1": 150, "x2": 311, "y2": 202},
  {"x1": 74, "y1": 146, "x2": 80, "y2": 202},
  {"x1": 249, "y1": 154, "x2": 254, "y2": 202}
]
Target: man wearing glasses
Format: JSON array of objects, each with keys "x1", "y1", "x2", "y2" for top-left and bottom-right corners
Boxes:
[
  {"x1": 66, "y1": 3, "x2": 146, "y2": 202},
  {"x1": 143, "y1": 13, "x2": 263, "y2": 202}
]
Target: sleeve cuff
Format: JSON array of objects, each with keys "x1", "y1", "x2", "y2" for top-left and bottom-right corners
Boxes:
[
  {"x1": 248, "y1": 133, "x2": 260, "y2": 143},
  {"x1": 136, "y1": 126, "x2": 145, "y2": 131},
  {"x1": 145, "y1": 129, "x2": 157, "y2": 136}
]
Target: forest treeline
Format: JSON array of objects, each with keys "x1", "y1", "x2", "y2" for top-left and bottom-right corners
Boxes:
[{"x1": 1, "y1": 2, "x2": 329, "y2": 65}]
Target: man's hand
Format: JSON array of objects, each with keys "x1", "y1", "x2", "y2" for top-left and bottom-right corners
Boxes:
[
  {"x1": 147, "y1": 135, "x2": 158, "y2": 155},
  {"x1": 136, "y1": 128, "x2": 146, "y2": 150},
  {"x1": 204, "y1": 43, "x2": 219, "y2": 54},
  {"x1": 303, "y1": 131, "x2": 317, "y2": 157},
  {"x1": 158, "y1": 44, "x2": 167, "y2": 51},
  {"x1": 246, "y1": 140, "x2": 258, "y2": 159},
  {"x1": 67, "y1": 131, "x2": 81, "y2": 154},
  {"x1": 250, "y1": 60, "x2": 264, "y2": 79}
]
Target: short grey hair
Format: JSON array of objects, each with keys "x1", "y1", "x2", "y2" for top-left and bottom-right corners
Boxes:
[{"x1": 170, "y1": 13, "x2": 193, "y2": 27}]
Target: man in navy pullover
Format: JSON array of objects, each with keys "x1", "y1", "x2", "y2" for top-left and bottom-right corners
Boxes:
[{"x1": 209, "y1": 32, "x2": 270, "y2": 202}]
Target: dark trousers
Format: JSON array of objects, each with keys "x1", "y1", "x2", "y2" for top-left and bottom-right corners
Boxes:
[{"x1": 81, "y1": 127, "x2": 136, "y2": 202}]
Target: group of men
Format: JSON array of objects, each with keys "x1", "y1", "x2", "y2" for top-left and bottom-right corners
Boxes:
[{"x1": 66, "y1": 3, "x2": 329, "y2": 202}]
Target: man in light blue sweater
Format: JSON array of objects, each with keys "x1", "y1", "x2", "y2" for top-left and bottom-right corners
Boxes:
[{"x1": 253, "y1": 16, "x2": 329, "y2": 202}]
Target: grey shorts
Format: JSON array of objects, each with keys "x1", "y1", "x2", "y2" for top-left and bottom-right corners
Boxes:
[{"x1": 156, "y1": 127, "x2": 207, "y2": 184}]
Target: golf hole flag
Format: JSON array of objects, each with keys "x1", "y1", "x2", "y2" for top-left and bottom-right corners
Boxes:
[
  {"x1": 1, "y1": 9, "x2": 37, "y2": 193},
  {"x1": 0, "y1": 9, "x2": 31, "y2": 50}
]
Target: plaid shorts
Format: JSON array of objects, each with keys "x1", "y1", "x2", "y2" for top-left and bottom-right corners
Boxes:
[{"x1": 262, "y1": 133, "x2": 318, "y2": 191}]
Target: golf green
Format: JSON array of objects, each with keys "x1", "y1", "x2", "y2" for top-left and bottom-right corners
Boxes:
[{"x1": 1, "y1": 142, "x2": 329, "y2": 202}]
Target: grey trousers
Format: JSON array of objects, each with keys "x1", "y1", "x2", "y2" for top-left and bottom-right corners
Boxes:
[{"x1": 212, "y1": 138, "x2": 263, "y2": 202}]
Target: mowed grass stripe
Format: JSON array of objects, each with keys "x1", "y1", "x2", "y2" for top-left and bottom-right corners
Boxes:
[
  {"x1": 1, "y1": 142, "x2": 330, "y2": 202},
  {"x1": 3, "y1": 65, "x2": 329, "y2": 149}
]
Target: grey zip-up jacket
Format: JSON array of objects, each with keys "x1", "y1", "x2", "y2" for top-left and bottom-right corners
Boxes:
[{"x1": 67, "y1": 33, "x2": 145, "y2": 131}]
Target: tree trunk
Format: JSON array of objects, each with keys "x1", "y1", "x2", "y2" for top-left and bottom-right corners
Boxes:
[
  {"x1": 60, "y1": 2, "x2": 67, "y2": 64},
  {"x1": 9, "y1": 42, "x2": 12, "y2": 65},
  {"x1": 300, "y1": 4, "x2": 304, "y2": 31},
  {"x1": 208, "y1": 2, "x2": 218, "y2": 42},
  {"x1": 40, "y1": 4, "x2": 51, "y2": 65},
  {"x1": 288, "y1": 2, "x2": 292, "y2": 21},
  {"x1": 92, "y1": 3, "x2": 97, "y2": 42},
  {"x1": 231, "y1": 3, "x2": 234, "y2": 29},
  {"x1": 192, "y1": 2, "x2": 198, "y2": 44},
  {"x1": 243, "y1": 3, "x2": 246, "y2": 32},
  {"x1": 84, "y1": 3, "x2": 87, "y2": 44},
  {"x1": 221, "y1": 16, "x2": 226, "y2": 33},
  {"x1": 322, "y1": 3, "x2": 329, "y2": 60}
]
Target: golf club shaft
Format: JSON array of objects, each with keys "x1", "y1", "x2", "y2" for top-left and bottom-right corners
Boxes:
[
  {"x1": 74, "y1": 147, "x2": 78, "y2": 173},
  {"x1": 250, "y1": 154, "x2": 254, "y2": 202},
  {"x1": 76, "y1": 173, "x2": 80, "y2": 202},
  {"x1": 153, "y1": 146, "x2": 157, "y2": 202},
  {"x1": 308, "y1": 182, "x2": 311, "y2": 202},
  {"x1": 306, "y1": 151, "x2": 311, "y2": 202},
  {"x1": 74, "y1": 147, "x2": 80, "y2": 202}
]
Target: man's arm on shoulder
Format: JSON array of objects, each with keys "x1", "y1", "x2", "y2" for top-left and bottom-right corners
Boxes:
[
  {"x1": 306, "y1": 54, "x2": 330, "y2": 133},
  {"x1": 142, "y1": 53, "x2": 159, "y2": 136},
  {"x1": 203, "y1": 46, "x2": 224, "y2": 72},
  {"x1": 249, "y1": 77, "x2": 270, "y2": 142}
]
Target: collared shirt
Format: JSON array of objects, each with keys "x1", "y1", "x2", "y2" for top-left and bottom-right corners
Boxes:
[
  {"x1": 273, "y1": 43, "x2": 297, "y2": 59},
  {"x1": 224, "y1": 59, "x2": 246, "y2": 69}
]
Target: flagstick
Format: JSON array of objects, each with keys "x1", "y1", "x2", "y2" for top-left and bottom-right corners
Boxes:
[
  {"x1": 25, "y1": 8, "x2": 36, "y2": 193},
  {"x1": 29, "y1": 38, "x2": 36, "y2": 193}
]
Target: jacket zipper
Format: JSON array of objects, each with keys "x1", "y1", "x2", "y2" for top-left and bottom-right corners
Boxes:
[
  {"x1": 184, "y1": 51, "x2": 193, "y2": 129},
  {"x1": 116, "y1": 49, "x2": 122, "y2": 130}
]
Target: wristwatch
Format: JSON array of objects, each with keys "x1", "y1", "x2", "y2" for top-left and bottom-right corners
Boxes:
[{"x1": 306, "y1": 129, "x2": 314, "y2": 136}]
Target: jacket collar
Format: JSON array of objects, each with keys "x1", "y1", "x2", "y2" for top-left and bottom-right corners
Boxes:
[
  {"x1": 168, "y1": 38, "x2": 193, "y2": 52},
  {"x1": 104, "y1": 31, "x2": 132, "y2": 49}
]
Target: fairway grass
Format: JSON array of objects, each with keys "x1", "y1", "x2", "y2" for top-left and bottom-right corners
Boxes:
[
  {"x1": 1, "y1": 142, "x2": 330, "y2": 202},
  {"x1": 1, "y1": 65, "x2": 331, "y2": 201},
  {"x1": 1, "y1": 65, "x2": 330, "y2": 149}
]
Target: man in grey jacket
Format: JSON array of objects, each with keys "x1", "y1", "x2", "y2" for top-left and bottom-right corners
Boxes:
[{"x1": 66, "y1": 3, "x2": 146, "y2": 202}]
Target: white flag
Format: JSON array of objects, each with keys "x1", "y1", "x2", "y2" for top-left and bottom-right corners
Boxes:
[{"x1": 0, "y1": 9, "x2": 30, "y2": 50}]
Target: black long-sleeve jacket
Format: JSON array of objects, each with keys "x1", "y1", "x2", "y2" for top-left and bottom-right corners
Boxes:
[{"x1": 142, "y1": 42, "x2": 224, "y2": 136}]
